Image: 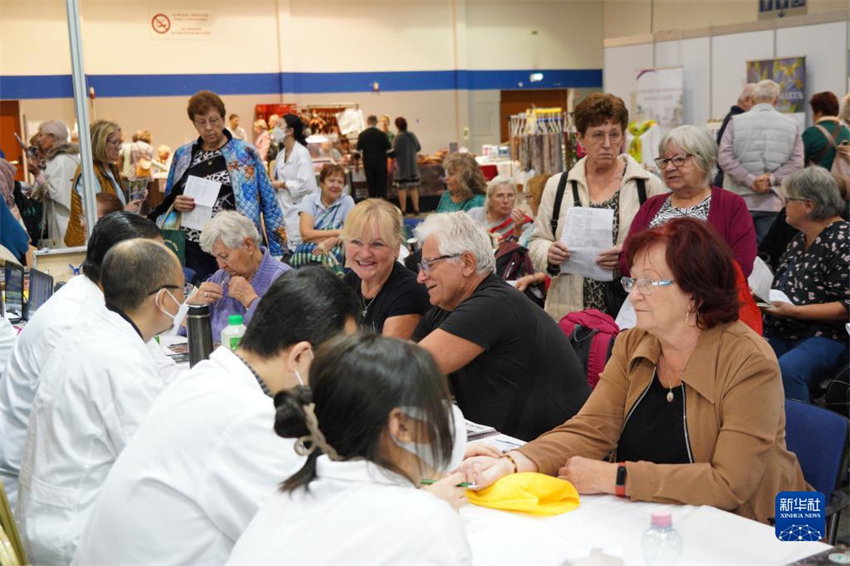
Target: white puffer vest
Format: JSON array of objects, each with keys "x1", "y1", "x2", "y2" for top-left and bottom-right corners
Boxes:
[{"x1": 724, "y1": 103, "x2": 798, "y2": 196}]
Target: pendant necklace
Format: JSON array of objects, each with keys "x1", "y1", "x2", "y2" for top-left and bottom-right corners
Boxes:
[
  {"x1": 659, "y1": 357, "x2": 684, "y2": 403},
  {"x1": 361, "y1": 294, "x2": 376, "y2": 318}
]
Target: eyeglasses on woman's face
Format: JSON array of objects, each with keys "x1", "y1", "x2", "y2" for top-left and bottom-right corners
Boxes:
[
  {"x1": 585, "y1": 130, "x2": 623, "y2": 145},
  {"x1": 194, "y1": 115, "x2": 223, "y2": 131},
  {"x1": 620, "y1": 276, "x2": 676, "y2": 295},
  {"x1": 783, "y1": 196, "x2": 809, "y2": 205},
  {"x1": 654, "y1": 154, "x2": 692, "y2": 170}
]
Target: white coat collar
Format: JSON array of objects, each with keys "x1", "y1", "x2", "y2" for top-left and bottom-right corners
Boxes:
[
  {"x1": 315, "y1": 456, "x2": 414, "y2": 488},
  {"x1": 204, "y1": 347, "x2": 265, "y2": 390}
]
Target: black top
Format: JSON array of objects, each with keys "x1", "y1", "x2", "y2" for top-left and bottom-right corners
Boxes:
[
  {"x1": 356, "y1": 127, "x2": 391, "y2": 166},
  {"x1": 344, "y1": 262, "x2": 431, "y2": 334},
  {"x1": 616, "y1": 370, "x2": 691, "y2": 465},
  {"x1": 412, "y1": 274, "x2": 590, "y2": 441},
  {"x1": 765, "y1": 221, "x2": 850, "y2": 342}
]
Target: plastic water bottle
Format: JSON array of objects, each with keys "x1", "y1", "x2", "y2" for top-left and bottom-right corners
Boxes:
[
  {"x1": 642, "y1": 511, "x2": 683, "y2": 565},
  {"x1": 220, "y1": 314, "x2": 247, "y2": 352}
]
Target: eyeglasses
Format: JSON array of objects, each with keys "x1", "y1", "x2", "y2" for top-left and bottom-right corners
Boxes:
[
  {"x1": 586, "y1": 131, "x2": 623, "y2": 145},
  {"x1": 194, "y1": 116, "x2": 223, "y2": 130},
  {"x1": 654, "y1": 154, "x2": 692, "y2": 169},
  {"x1": 783, "y1": 196, "x2": 809, "y2": 205},
  {"x1": 147, "y1": 284, "x2": 190, "y2": 297},
  {"x1": 620, "y1": 277, "x2": 676, "y2": 295},
  {"x1": 418, "y1": 254, "x2": 461, "y2": 277}
]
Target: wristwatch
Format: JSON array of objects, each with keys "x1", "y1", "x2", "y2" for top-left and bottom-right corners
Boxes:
[{"x1": 615, "y1": 462, "x2": 627, "y2": 497}]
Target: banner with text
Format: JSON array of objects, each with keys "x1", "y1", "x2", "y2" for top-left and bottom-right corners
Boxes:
[
  {"x1": 634, "y1": 67, "x2": 684, "y2": 130},
  {"x1": 747, "y1": 57, "x2": 806, "y2": 129}
]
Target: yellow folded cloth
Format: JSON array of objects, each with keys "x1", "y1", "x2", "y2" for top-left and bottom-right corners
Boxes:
[{"x1": 466, "y1": 472, "x2": 580, "y2": 516}]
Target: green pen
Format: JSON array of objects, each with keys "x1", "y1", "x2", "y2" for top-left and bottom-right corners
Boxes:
[{"x1": 420, "y1": 479, "x2": 476, "y2": 488}]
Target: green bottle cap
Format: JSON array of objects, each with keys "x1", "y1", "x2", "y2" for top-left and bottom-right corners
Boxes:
[{"x1": 228, "y1": 315, "x2": 244, "y2": 326}]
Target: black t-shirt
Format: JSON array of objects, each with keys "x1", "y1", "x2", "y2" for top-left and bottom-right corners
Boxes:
[
  {"x1": 344, "y1": 262, "x2": 431, "y2": 334},
  {"x1": 616, "y1": 370, "x2": 691, "y2": 465},
  {"x1": 412, "y1": 274, "x2": 590, "y2": 441}
]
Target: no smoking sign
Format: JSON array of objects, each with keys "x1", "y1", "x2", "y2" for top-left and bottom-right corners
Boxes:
[{"x1": 151, "y1": 13, "x2": 171, "y2": 34}]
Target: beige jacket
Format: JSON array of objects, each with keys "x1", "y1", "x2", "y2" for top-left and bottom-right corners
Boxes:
[
  {"x1": 528, "y1": 154, "x2": 666, "y2": 321},
  {"x1": 517, "y1": 321, "x2": 808, "y2": 524}
]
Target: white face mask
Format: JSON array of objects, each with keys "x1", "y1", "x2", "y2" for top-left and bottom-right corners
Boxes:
[
  {"x1": 392, "y1": 404, "x2": 467, "y2": 474},
  {"x1": 293, "y1": 348, "x2": 313, "y2": 387},
  {"x1": 273, "y1": 126, "x2": 290, "y2": 144},
  {"x1": 158, "y1": 289, "x2": 189, "y2": 337}
]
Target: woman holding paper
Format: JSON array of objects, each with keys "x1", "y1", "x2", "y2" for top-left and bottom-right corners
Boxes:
[
  {"x1": 528, "y1": 93, "x2": 665, "y2": 321},
  {"x1": 150, "y1": 90, "x2": 284, "y2": 282},
  {"x1": 763, "y1": 167, "x2": 849, "y2": 403},
  {"x1": 462, "y1": 218, "x2": 808, "y2": 525}
]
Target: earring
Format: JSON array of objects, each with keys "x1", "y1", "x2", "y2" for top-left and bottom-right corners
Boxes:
[{"x1": 685, "y1": 310, "x2": 690, "y2": 326}]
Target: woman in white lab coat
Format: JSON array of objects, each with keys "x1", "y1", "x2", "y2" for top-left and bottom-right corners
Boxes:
[
  {"x1": 227, "y1": 333, "x2": 473, "y2": 565},
  {"x1": 272, "y1": 114, "x2": 317, "y2": 252}
]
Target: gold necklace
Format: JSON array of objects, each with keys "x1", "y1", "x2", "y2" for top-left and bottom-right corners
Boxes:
[{"x1": 658, "y1": 357, "x2": 684, "y2": 403}]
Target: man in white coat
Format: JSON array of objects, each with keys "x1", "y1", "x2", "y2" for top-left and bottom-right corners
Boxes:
[
  {"x1": 0, "y1": 212, "x2": 170, "y2": 508},
  {"x1": 73, "y1": 267, "x2": 360, "y2": 565},
  {"x1": 16, "y1": 239, "x2": 186, "y2": 566},
  {"x1": 27, "y1": 120, "x2": 80, "y2": 246}
]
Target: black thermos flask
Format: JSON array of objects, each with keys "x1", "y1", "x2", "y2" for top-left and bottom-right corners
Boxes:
[{"x1": 186, "y1": 304, "x2": 213, "y2": 367}]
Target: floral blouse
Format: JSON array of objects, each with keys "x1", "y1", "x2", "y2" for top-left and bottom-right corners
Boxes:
[{"x1": 765, "y1": 220, "x2": 850, "y2": 342}]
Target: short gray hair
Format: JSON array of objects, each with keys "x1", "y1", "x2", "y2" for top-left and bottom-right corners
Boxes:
[
  {"x1": 738, "y1": 83, "x2": 756, "y2": 104},
  {"x1": 781, "y1": 167, "x2": 845, "y2": 221},
  {"x1": 485, "y1": 175, "x2": 517, "y2": 214},
  {"x1": 753, "y1": 80, "x2": 780, "y2": 103},
  {"x1": 199, "y1": 210, "x2": 261, "y2": 253},
  {"x1": 39, "y1": 119, "x2": 69, "y2": 143},
  {"x1": 658, "y1": 125, "x2": 718, "y2": 187},
  {"x1": 414, "y1": 212, "x2": 495, "y2": 275}
]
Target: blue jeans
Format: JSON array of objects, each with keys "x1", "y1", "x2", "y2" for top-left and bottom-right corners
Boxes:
[
  {"x1": 767, "y1": 335, "x2": 849, "y2": 403},
  {"x1": 750, "y1": 211, "x2": 779, "y2": 244}
]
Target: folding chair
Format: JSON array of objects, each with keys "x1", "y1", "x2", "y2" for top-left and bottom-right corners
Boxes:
[
  {"x1": 784, "y1": 399, "x2": 850, "y2": 544},
  {"x1": 0, "y1": 481, "x2": 25, "y2": 566}
]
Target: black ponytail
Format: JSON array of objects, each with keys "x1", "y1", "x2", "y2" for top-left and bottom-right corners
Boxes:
[
  {"x1": 283, "y1": 114, "x2": 308, "y2": 147},
  {"x1": 273, "y1": 386, "x2": 321, "y2": 492}
]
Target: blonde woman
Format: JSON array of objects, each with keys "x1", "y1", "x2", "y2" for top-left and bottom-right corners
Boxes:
[
  {"x1": 253, "y1": 118, "x2": 270, "y2": 162},
  {"x1": 436, "y1": 153, "x2": 486, "y2": 213},
  {"x1": 342, "y1": 198, "x2": 430, "y2": 338},
  {"x1": 65, "y1": 120, "x2": 142, "y2": 246},
  {"x1": 467, "y1": 175, "x2": 534, "y2": 247}
]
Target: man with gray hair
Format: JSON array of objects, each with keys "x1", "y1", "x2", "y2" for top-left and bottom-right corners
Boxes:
[
  {"x1": 718, "y1": 79, "x2": 804, "y2": 242},
  {"x1": 27, "y1": 119, "x2": 80, "y2": 246},
  {"x1": 714, "y1": 83, "x2": 756, "y2": 187},
  {"x1": 412, "y1": 211, "x2": 589, "y2": 441},
  {"x1": 16, "y1": 239, "x2": 186, "y2": 565}
]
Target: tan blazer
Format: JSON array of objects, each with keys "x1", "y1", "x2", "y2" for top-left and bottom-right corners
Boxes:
[
  {"x1": 528, "y1": 154, "x2": 667, "y2": 321},
  {"x1": 517, "y1": 321, "x2": 809, "y2": 524}
]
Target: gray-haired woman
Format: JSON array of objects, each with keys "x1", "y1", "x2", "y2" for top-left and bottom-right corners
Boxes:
[
  {"x1": 764, "y1": 166, "x2": 849, "y2": 403},
  {"x1": 187, "y1": 210, "x2": 290, "y2": 340},
  {"x1": 621, "y1": 124, "x2": 758, "y2": 277},
  {"x1": 467, "y1": 175, "x2": 534, "y2": 248}
]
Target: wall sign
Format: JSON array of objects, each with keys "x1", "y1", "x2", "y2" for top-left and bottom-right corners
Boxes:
[
  {"x1": 758, "y1": 0, "x2": 807, "y2": 20},
  {"x1": 149, "y1": 9, "x2": 212, "y2": 40}
]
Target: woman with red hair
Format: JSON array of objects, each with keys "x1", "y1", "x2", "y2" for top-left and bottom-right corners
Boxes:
[{"x1": 462, "y1": 217, "x2": 808, "y2": 525}]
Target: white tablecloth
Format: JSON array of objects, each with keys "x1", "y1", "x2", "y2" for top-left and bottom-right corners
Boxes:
[{"x1": 463, "y1": 494, "x2": 830, "y2": 565}]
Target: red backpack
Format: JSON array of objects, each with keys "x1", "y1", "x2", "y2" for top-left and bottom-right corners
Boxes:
[{"x1": 558, "y1": 309, "x2": 620, "y2": 389}]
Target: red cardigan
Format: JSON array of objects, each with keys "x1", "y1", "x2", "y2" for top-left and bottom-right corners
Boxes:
[{"x1": 619, "y1": 186, "x2": 757, "y2": 277}]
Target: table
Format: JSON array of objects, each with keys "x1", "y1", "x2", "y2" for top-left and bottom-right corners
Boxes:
[{"x1": 463, "y1": 494, "x2": 830, "y2": 565}]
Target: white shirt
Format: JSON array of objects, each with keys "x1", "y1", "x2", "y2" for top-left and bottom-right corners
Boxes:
[
  {"x1": 16, "y1": 307, "x2": 170, "y2": 566},
  {"x1": 272, "y1": 142, "x2": 317, "y2": 249},
  {"x1": 0, "y1": 318, "x2": 15, "y2": 383},
  {"x1": 73, "y1": 347, "x2": 302, "y2": 566},
  {"x1": 227, "y1": 458, "x2": 472, "y2": 565},
  {"x1": 34, "y1": 150, "x2": 80, "y2": 247},
  {"x1": 0, "y1": 276, "x2": 178, "y2": 509}
]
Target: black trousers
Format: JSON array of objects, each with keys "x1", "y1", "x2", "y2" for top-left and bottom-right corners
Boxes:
[
  {"x1": 364, "y1": 161, "x2": 388, "y2": 200},
  {"x1": 185, "y1": 239, "x2": 218, "y2": 284}
]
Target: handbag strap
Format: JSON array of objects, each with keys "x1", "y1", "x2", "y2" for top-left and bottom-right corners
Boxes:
[
  {"x1": 551, "y1": 173, "x2": 569, "y2": 237},
  {"x1": 812, "y1": 124, "x2": 839, "y2": 165}
]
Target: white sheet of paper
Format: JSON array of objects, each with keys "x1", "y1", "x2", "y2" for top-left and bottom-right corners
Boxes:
[
  {"x1": 748, "y1": 256, "x2": 774, "y2": 304},
  {"x1": 769, "y1": 289, "x2": 793, "y2": 304},
  {"x1": 181, "y1": 175, "x2": 221, "y2": 230},
  {"x1": 615, "y1": 296, "x2": 637, "y2": 330},
  {"x1": 559, "y1": 207, "x2": 615, "y2": 281}
]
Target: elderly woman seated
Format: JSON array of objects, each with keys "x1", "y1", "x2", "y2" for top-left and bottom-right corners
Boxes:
[
  {"x1": 187, "y1": 210, "x2": 290, "y2": 341},
  {"x1": 462, "y1": 217, "x2": 808, "y2": 525},
  {"x1": 467, "y1": 175, "x2": 534, "y2": 248},
  {"x1": 412, "y1": 212, "x2": 589, "y2": 441},
  {"x1": 764, "y1": 167, "x2": 849, "y2": 403},
  {"x1": 342, "y1": 198, "x2": 430, "y2": 338}
]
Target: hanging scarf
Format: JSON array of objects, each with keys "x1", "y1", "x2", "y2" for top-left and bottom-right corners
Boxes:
[{"x1": 627, "y1": 120, "x2": 657, "y2": 163}]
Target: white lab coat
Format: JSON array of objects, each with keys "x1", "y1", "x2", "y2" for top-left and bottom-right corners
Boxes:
[
  {"x1": 73, "y1": 347, "x2": 302, "y2": 566},
  {"x1": 272, "y1": 142, "x2": 317, "y2": 249},
  {"x1": 227, "y1": 458, "x2": 472, "y2": 565},
  {"x1": 0, "y1": 275, "x2": 178, "y2": 508},
  {"x1": 16, "y1": 307, "x2": 171, "y2": 566},
  {"x1": 0, "y1": 318, "x2": 15, "y2": 383}
]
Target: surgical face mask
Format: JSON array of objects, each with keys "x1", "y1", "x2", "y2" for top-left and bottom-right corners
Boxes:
[
  {"x1": 273, "y1": 126, "x2": 290, "y2": 144},
  {"x1": 392, "y1": 404, "x2": 467, "y2": 474},
  {"x1": 293, "y1": 349, "x2": 313, "y2": 386},
  {"x1": 158, "y1": 289, "x2": 189, "y2": 336}
]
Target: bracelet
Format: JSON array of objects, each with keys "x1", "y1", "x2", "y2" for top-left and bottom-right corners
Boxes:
[{"x1": 503, "y1": 453, "x2": 519, "y2": 474}]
